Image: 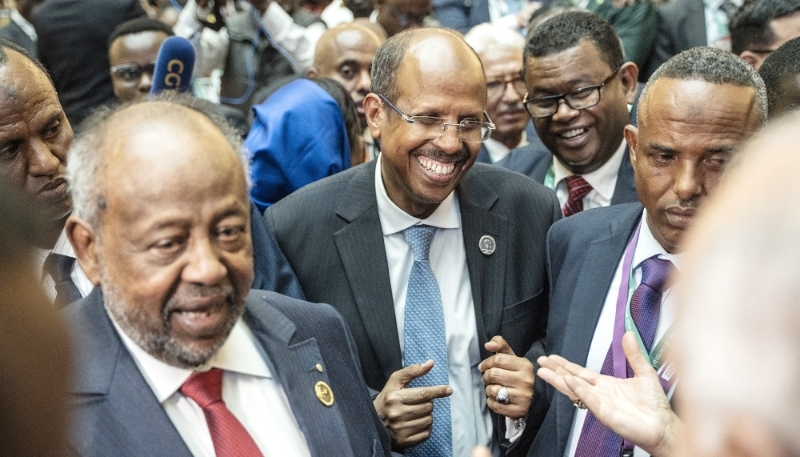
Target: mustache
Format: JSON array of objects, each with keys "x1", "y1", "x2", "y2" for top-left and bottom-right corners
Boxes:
[
  {"x1": 413, "y1": 145, "x2": 471, "y2": 163},
  {"x1": 497, "y1": 103, "x2": 526, "y2": 115},
  {"x1": 162, "y1": 284, "x2": 237, "y2": 319}
]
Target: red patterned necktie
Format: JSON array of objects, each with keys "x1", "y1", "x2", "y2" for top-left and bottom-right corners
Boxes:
[
  {"x1": 562, "y1": 175, "x2": 593, "y2": 217},
  {"x1": 180, "y1": 368, "x2": 264, "y2": 457}
]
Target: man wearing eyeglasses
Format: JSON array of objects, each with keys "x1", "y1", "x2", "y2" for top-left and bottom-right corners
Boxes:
[
  {"x1": 465, "y1": 23, "x2": 548, "y2": 168},
  {"x1": 521, "y1": 11, "x2": 639, "y2": 217},
  {"x1": 108, "y1": 17, "x2": 174, "y2": 102},
  {"x1": 265, "y1": 28, "x2": 561, "y2": 456}
]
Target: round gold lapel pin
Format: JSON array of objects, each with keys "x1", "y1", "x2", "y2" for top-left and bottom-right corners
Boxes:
[{"x1": 315, "y1": 381, "x2": 334, "y2": 407}]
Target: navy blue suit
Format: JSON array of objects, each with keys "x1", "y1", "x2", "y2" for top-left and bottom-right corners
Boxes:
[
  {"x1": 65, "y1": 289, "x2": 392, "y2": 456},
  {"x1": 528, "y1": 203, "x2": 643, "y2": 456}
]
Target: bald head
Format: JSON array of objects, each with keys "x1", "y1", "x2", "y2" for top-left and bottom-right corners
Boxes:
[
  {"x1": 676, "y1": 114, "x2": 800, "y2": 457},
  {"x1": 309, "y1": 24, "x2": 384, "y2": 127},
  {"x1": 66, "y1": 97, "x2": 254, "y2": 369}
]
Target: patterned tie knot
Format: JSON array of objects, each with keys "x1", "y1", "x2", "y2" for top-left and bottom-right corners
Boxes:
[
  {"x1": 640, "y1": 256, "x2": 673, "y2": 293},
  {"x1": 562, "y1": 175, "x2": 594, "y2": 217},
  {"x1": 403, "y1": 225, "x2": 437, "y2": 261},
  {"x1": 43, "y1": 253, "x2": 75, "y2": 282},
  {"x1": 180, "y1": 368, "x2": 224, "y2": 408}
]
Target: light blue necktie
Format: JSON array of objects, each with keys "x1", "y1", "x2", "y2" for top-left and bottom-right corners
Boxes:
[{"x1": 403, "y1": 225, "x2": 453, "y2": 457}]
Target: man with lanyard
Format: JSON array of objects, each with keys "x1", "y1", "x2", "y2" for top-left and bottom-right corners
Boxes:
[
  {"x1": 518, "y1": 11, "x2": 640, "y2": 218},
  {"x1": 525, "y1": 46, "x2": 767, "y2": 457}
]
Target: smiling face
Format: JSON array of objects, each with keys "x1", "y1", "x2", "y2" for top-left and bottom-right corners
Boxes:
[
  {"x1": 311, "y1": 25, "x2": 382, "y2": 128},
  {"x1": 365, "y1": 32, "x2": 485, "y2": 218},
  {"x1": 86, "y1": 106, "x2": 253, "y2": 368},
  {"x1": 481, "y1": 47, "x2": 528, "y2": 149},
  {"x1": 524, "y1": 39, "x2": 637, "y2": 174},
  {"x1": 0, "y1": 49, "x2": 73, "y2": 224},
  {"x1": 624, "y1": 78, "x2": 762, "y2": 253}
]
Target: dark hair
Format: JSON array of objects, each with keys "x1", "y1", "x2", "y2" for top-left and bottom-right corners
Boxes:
[
  {"x1": 312, "y1": 77, "x2": 362, "y2": 159},
  {"x1": 526, "y1": 0, "x2": 581, "y2": 39},
  {"x1": 758, "y1": 36, "x2": 800, "y2": 114},
  {"x1": 108, "y1": 16, "x2": 174, "y2": 49},
  {"x1": 642, "y1": 46, "x2": 768, "y2": 123},
  {"x1": 524, "y1": 10, "x2": 623, "y2": 71},
  {"x1": 0, "y1": 38, "x2": 51, "y2": 82},
  {"x1": 730, "y1": 0, "x2": 800, "y2": 54}
]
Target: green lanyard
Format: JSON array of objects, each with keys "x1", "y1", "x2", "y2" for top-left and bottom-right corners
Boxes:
[{"x1": 544, "y1": 163, "x2": 555, "y2": 190}]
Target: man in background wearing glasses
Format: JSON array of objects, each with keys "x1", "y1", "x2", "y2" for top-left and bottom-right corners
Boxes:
[
  {"x1": 464, "y1": 23, "x2": 536, "y2": 167},
  {"x1": 265, "y1": 27, "x2": 560, "y2": 456},
  {"x1": 521, "y1": 11, "x2": 640, "y2": 217},
  {"x1": 108, "y1": 17, "x2": 174, "y2": 102}
]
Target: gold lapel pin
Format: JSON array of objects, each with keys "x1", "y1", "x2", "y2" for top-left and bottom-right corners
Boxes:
[{"x1": 315, "y1": 381, "x2": 334, "y2": 407}]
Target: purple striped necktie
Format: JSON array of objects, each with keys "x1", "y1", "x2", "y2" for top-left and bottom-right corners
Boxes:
[
  {"x1": 574, "y1": 256, "x2": 673, "y2": 457},
  {"x1": 562, "y1": 175, "x2": 593, "y2": 217}
]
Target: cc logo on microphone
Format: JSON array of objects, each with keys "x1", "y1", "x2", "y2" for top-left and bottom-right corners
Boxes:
[{"x1": 164, "y1": 59, "x2": 184, "y2": 88}]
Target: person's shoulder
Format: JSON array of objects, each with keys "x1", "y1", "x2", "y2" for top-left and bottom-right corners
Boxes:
[
  {"x1": 268, "y1": 162, "x2": 368, "y2": 213},
  {"x1": 550, "y1": 202, "x2": 642, "y2": 242},
  {"x1": 246, "y1": 290, "x2": 346, "y2": 331},
  {"x1": 464, "y1": 162, "x2": 555, "y2": 200}
]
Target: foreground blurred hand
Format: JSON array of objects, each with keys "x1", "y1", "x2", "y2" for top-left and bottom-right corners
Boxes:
[
  {"x1": 537, "y1": 331, "x2": 683, "y2": 456},
  {"x1": 471, "y1": 445, "x2": 492, "y2": 457}
]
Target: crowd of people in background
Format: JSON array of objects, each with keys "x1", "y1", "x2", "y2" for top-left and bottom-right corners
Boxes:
[{"x1": 2, "y1": 0, "x2": 800, "y2": 456}]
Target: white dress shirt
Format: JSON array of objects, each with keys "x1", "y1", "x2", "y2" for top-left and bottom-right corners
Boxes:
[
  {"x1": 114, "y1": 317, "x2": 312, "y2": 457},
  {"x1": 374, "y1": 155, "x2": 522, "y2": 455},
  {"x1": 33, "y1": 228, "x2": 93, "y2": 303},
  {"x1": 551, "y1": 139, "x2": 626, "y2": 211},
  {"x1": 320, "y1": 0, "x2": 354, "y2": 28},
  {"x1": 564, "y1": 210, "x2": 681, "y2": 457},
  {"x1": 484, "y1": 132, "x2": 528, "y2": 164}
]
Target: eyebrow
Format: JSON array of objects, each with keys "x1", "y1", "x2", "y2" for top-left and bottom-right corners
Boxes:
[{"x1": 647, "y1": 143, "x2": 738, "y2": 154}]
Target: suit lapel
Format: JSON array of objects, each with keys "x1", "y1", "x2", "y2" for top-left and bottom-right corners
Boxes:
[
  {"x1": 554, "y1": 206, "x2": 643, "y2": 450},
  {"x1": 244, "y1": 295, "x2": 355, "y2": 457},
  {"x1": 686, "y1": 0, "x2": 707, "y2": 48},
  {"x1": 333, "y1": 161, "x2": 402, "y2": 378},
  {"x1": 457, "y1": 171, "x2": 508, "y2": 357},
  {"x1": 71, "y1": 289, "x2": 191, "y2": 456}
]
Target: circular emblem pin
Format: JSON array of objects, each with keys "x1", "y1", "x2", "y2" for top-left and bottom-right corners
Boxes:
[
  {"x1": 479, "y1": 235, "x2": 496, "y2": 256},
  {"x1": 315, "y1": 381, "x2": 334, "y2": 407}
]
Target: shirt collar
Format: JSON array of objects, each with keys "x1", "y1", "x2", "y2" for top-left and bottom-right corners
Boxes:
[
  {"x1": 374, "y1": 154, "x2": 461, "y2": 236},
  {"x1": 483, "y1": 131, "x2": 527, "y2": 164},
  {"x1": 634, "y1": 209, "x2": 683, "y2": 273},
  {"x1": 111, "y1": 316, "x2": 272, "y2": 403},
  {"x1": 552, "y1": 139, "x2": 627, "y2": 201}
]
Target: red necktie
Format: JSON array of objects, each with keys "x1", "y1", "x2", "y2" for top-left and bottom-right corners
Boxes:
[
  {"x1": 180, "y1": 368, "x2": 264, "y2": 457},
  {"x1": 562, "y1": 175, "x2": 593, "y2": 217}
]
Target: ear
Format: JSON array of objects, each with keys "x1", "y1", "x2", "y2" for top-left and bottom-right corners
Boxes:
[
  {"x1": 364, "y1": 93, "x2": 384, "y2": 140},
  {"x1": 739, "y1": 51, "x2": 759, "y2": 69},
  {"x1": 306, "y1": 66, "x2": 319, "y2": 79},
  {"x1": 624, "y1": 124, "x2": 639, "y2": 166},
  {"x1": 65, "y1": 215, "x2": 102, "y2": 286},
  {"x1": 618, "y1": 61, "x2": 639, "y2": 105}
]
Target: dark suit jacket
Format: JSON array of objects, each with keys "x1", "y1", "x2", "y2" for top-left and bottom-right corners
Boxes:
[
  {"x1": 476, "y1": 122, "x2": 545, "y2": 166},
  {"x1": 433, "y1": 0, "x2": 490, "y2": 34},
  {"x1": 265, "y1": 160, "x2": 561, "y2": 451},
  {"x1": 250, "y1": 200, "x2": 305, "y2": 299},
  {"x1": 644, "y1": 0, "x2": 706, "y2": 79},
  {"x1": 494, "y1": 144, "x2": 638, "y2": 206},
  {"x1": 0, "y1": 20, "x2": 36, "y2": 56},
  {"x1": 527, "y1": 203, "x2": 643, "y2": 456},
  {"x1": 65, "y1": 288, "x2": 392, "y2": 457}
]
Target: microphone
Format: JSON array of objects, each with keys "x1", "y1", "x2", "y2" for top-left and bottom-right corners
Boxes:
[{"x1": 149, "y1": 36, "x2": 195, "y2": 96}]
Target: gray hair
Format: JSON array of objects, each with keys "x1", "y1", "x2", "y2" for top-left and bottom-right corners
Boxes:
[
  {"x1": 641, "y1": 46, "x2": 769, "y2": 124},
  {"x1": 464, "y1": 23, "x2": 525, "y2": 57},
  {"x1": 66, "y1": 93, "x2": 250, "y2": 228}
]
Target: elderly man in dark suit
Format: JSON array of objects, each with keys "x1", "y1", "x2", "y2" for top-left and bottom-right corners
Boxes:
[
  {"x1": 64, "y1": 96, "x2": 391, "y2": 456},
  {"x1": 529, "y1": 46, "x2": 766, "y2": 457},
  {"x1": 266, "y1": 28, "x2": 561, "y2": 456},
  {"x1": 516, "y1": 11, "x2": 640, "y2": 217}
]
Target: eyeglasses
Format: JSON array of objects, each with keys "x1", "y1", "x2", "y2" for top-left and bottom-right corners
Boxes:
[
  {"x1": 487, "y1": 75, "x2": 527, "y2": 100},
  {"x1": 377, "y1": 94, "x2": 496, "y2": 143},
  {"x1": 110, "y1": 62, "x2": 156, "y2": 84},
  {"x1": 522, "y1": 68, "x2": 620, "y2": 118}
]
